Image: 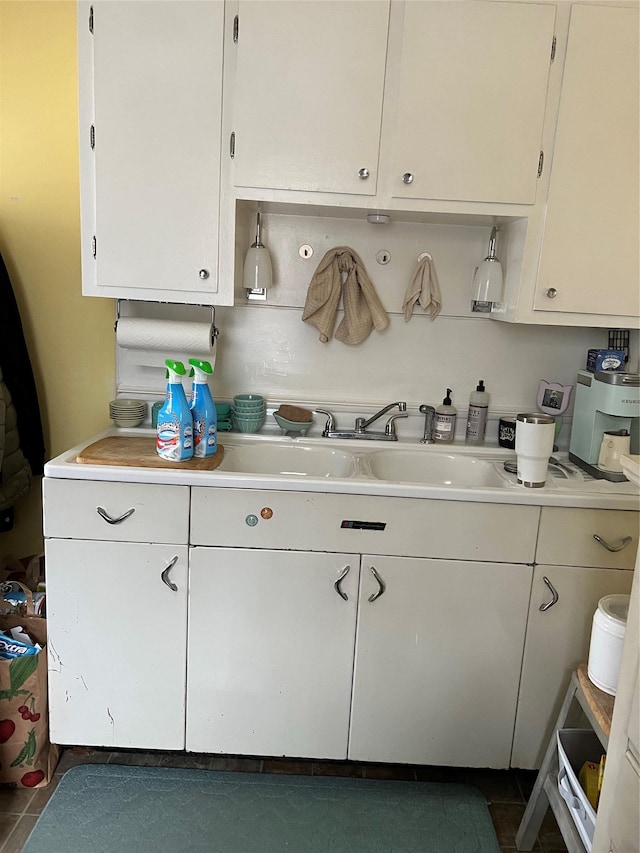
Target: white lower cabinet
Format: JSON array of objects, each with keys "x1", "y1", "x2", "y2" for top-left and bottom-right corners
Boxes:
[
  {"x1": 186, "y1": 547, "x2": 359, "y2": 759},
  {"x1": 45, "y1": 539, "x2": 188, "y2": 750},
  {"x1": 43, "y1": 474, "x2": 638, "y2": 770},
  {"x1": 511, "y1": 506, "x2": 638, "y2": 768},
  {"x1": 349, "y1": 556, "x2": 532, "y2": 768},
  {"x1": 184, "y1": 487, "x2": 537, "y2": 765},
  {"x1": 187, "y1": 549, "x2": 532, "y2": 767},
  {"x1": 511, "y1": 564, "x2": 634, "y2": 769}
]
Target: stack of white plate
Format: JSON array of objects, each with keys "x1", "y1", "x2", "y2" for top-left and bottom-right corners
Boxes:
[{"x1": 109, "y1": 399, "x2": 147, "y2": 428}]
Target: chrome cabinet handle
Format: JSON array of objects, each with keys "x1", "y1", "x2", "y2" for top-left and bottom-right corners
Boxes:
[
  {"x1": 334, "y1": 565, "x2": 350, "y2": 601},
  {"x1": 96, "y1": 506, "x2": 135, "y2": 525},
  {"x1": 402, "y1": 172, "x2": 414, "y2": 184},
  {"x1": 546, "y1": 287, "x2": 558, "y2": 299},
  {"x1": 368, "y1": 566, "x2": 386, "y2": 603},
  {"x1": 358, "y1": 167, "x2": 370, "y2": 180},
  {"x1": 593, "y1": 534, "x2": 633, "y2": 553},
  {"x1": 539, "y1": 575, "x2": 559, "y2": 612},
  {"x1": 161, "y1": 556, "x2": 179, "y2": 592}
]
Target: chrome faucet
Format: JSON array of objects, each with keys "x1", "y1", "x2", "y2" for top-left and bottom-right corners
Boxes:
[
  {"x1": 355, "y1": 402, "x2": 407, "y2": 435},
  {"x1": 419, "y1": 404, "x2": 435, "y2": 444},
  {"x1": 315, "y1": 402, "x2": 408, "y2": 441}
]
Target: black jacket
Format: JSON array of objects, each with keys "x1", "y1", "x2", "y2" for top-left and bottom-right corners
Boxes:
[{"x1": 0, "y1": 251, "x2": 45, "y2": 476}]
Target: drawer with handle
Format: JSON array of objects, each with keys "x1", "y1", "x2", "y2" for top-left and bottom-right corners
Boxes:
[
  {"x1": 536, "y1": 507, "x2": 639, "y2": 570},
  {"x1": 43, "y1": 479, "x2": 189, "y2": 544}
]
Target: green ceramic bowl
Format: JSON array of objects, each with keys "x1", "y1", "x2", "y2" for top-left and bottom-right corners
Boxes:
[
  {"x1": 232, "y1": 413, "x2": 265, "y2": 433},
  {"x1": 233, "y1": 394, "x2": 265, "y2": 411},
  {"x1": 273, "y1": 413, "x2": 313, "y2": 436}
]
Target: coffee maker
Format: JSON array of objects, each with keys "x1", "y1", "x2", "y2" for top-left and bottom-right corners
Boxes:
[{"x1": 569, "y1": 371, "x2": 640, "y2": 481}]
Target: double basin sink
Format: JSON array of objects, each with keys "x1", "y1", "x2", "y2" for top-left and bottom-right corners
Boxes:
[{"x1": 216, "y1": 439, "x2": 509, "y2": 488}]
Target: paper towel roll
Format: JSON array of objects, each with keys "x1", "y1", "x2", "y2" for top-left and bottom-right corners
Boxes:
[{"x1": 116, "y1": 318, "x2": 214, "y2": 354}]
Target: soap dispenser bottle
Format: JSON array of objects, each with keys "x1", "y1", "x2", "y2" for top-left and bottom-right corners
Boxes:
[
  {"x1": 156, "y1": 359, "x2": 193, "y2": 461},
  {"x1": 188, "y1": 358, "x2": 217, "y2": 458},
  {"x1": 465, "y1": 379, "x2": 490, "y2": 445},
  {"x1": 433, "y1": 389, "x2": 457, "y2": 443}
]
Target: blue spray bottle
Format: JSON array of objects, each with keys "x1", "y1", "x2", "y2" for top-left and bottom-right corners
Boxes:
[
  {"x1": 188, "y1": 358, "x2": 217, "y2": 458},
  {"x1": 156, "y1": 360, "x2": 193, "y2": 461}
]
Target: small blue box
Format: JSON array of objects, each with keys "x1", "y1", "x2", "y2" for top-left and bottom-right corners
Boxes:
[{"x1": 586, "y1": 349, "x2": 625, "y2": 373}]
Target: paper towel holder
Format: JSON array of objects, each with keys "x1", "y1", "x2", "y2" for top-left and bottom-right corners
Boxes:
[{"x1": 114, "y1": 300, "x2": 219, "y2": 345}]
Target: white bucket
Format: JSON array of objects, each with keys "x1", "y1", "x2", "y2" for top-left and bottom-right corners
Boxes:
[{"x1": 587, "y1": 594, "x2": 630, "y2": 695}]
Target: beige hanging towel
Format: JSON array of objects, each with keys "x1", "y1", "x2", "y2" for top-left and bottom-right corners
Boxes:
[
  {"x1": 302, "y1": 247, "x2": 389, "y2": 345},
  {"x1": 402, "y1": 254, "x2": 442, "y2": 321}
]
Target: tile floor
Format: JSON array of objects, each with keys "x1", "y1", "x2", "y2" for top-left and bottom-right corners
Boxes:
[{"x1": 0, "y1": 748, "x2": 568, "y2": 852}]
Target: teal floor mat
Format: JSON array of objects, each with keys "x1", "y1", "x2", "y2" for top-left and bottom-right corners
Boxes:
[{"x1": 23, "y1": 763, "x2": 500, "y2": 853}]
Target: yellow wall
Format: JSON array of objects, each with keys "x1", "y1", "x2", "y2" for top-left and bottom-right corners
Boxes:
[{"x1": 0, "y1": 1, "x2": 114, "y2": 557}]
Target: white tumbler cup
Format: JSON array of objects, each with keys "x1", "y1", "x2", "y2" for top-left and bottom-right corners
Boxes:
[{"x1": 515, "y1": 413, "x2": 556, "y2": 487}]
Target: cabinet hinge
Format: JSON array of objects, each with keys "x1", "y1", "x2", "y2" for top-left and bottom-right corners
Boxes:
[
  {"x1": 92, "y1": 236, "x2": 97, "y2": 259},
  {"x1": 90, "y1": 125, "x2": 95, "y2": 150},
  {"x1": 537, "y1": 150, "x2": 544, "y2": 178},
  {"x1": 233, "y1": 14, "x2": 239, "y2": 43},
  {"x1": 230, "y1": 131, "x2": 236, "y2": 159},
  {"x1": 550, "y1": 35, "x2": 556, "y2": 63},
  {"x1": 89, "y1": 5, "x2": 94, "y2": 34}
]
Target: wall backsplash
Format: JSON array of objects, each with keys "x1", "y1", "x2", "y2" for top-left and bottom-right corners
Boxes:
[{"x1": 117, "y1": 211, "x2": 638, "y2": 448}]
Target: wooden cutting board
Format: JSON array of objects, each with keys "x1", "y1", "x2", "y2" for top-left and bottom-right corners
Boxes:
[{"x1": 77, "y1": 435, "x2": 225, "y2": 470}]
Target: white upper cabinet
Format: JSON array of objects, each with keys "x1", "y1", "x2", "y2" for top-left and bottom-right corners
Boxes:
[
  {"x1": 533, "y1": 4, "x2": 639, "y2": 317},
  {"x1": 79, "y1": 1, "x2": 229, "y2": 304},
  {"x1": 231, "y1": 0, "x2": 390, "y2": 195},
  {"x1": 230, "y1": 1, "x2": 555, "y2": 208},
  {"x1": 388, "y1": 2, "x2": 556, "y2": 204}
]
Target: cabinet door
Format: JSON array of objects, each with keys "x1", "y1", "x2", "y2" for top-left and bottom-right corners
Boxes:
[
  {"x1": 349, "y1": 556, "x2": 532, "y2": 768},
  {"x1": 390, "y1": 1, "x2": 555, "y2": 204},
  {"x1": 534, "y1": 5, "x2": 639, "y2": 316},
  {"x1": 232, "y1": 1, "x2": 389, "y2": 195},
  {"x1": 187, "y1": 548, "x2": 359, "y2": 758},
  {"x1": 82, "y1": 1, "x2": 224, "y2": 301},
  {"x1": 608, "y1": 754, "x2": 640, "y2": 853},
  {"x1": 46, "y1": 539, "x2": 188, "y2": 749},
  {"x1": 511, "y1": 564, "x2": 634, "y2": 769}
]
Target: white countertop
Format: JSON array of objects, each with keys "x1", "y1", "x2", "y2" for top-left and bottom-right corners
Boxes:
[
  {"x1": 43, "y1": 428, "x2": 640, "y2": 510},
  {"x1": 620, "y1": 454, "x2": 640, "y2": 488}
]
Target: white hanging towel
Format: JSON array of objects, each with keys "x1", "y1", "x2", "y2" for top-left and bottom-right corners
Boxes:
[{"x1": 402, "y1": 254, "x2": 442, "y2": 321}]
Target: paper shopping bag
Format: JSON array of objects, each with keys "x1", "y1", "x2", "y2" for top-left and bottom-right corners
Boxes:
[{"x1": 0, "y1": 582, "x2": 59, "y2": 787}]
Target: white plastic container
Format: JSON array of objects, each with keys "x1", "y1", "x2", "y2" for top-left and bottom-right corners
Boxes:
[
  {"x1": 465, "y1": 379, "x2": 490, "y2": 445},
  {"x1": 557, "y1": 728, "x2": 602, "y2": 851},
  {"x1": 587, "y1": 594, "x2": 630, "y2": 695}
]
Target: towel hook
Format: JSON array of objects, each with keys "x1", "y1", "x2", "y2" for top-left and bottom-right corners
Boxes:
[{"x1": 417, "y1": 252, "x2": 433, "y2": 263}]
